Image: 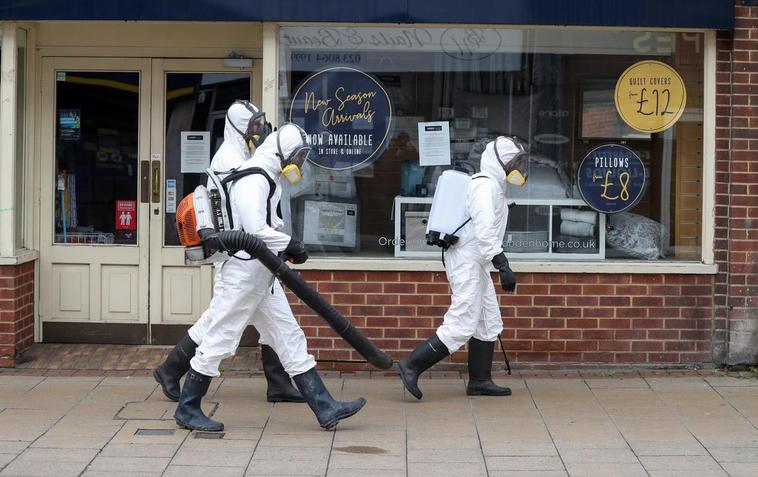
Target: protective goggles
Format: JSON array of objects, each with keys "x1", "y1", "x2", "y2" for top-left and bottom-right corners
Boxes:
[
  {"x1": 276, "y1": 123, "x2": 311, "y2": 185},
  {"x1": 494, "y1": 136, "x2": 529, "y2": 187},
  {"x1": 227, "y1": 100, "x2": 272, "y2": 149}
]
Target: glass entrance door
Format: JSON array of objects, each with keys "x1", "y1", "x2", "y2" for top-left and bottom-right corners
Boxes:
[
  {"x1": 39, "y1": 58, "x2": 152, "y2": 342},
  {"x1": 39, "y1": 57, "x2": 257, "y2": 344},
  {"x1": 148, "y1": 59, "x2": 257, "y2": 342}
]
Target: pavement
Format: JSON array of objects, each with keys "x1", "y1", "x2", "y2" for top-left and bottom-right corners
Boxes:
[{"x1": 0, "y1": 369, "x2": 757, "y2": 477}]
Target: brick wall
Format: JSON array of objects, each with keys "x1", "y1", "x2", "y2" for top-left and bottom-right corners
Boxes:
[
  {"x1": 713, "y1": 1, "x2": 758, "y2": 365},
  {"x1": 0, "y1": 262, "x2": 35, "y2": 367},
  {"x1": 291, "y1": 271, "x2": 713, "y2": 370}
]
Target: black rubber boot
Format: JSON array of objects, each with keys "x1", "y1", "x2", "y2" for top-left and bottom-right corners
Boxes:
[
  {"x1": 174, "y1": 369, "x2": 224, "y2": 432},
  {"x1": 292, "y1": 368, "x2": 366, "y2": 430},
  {"x1": 397, "y1": 334, "x2": 450, "y2": 400},
  {"x1": 153, "y1": 334, "x2": 198, "y2": 402},
  {"x1": 262, "y1": 345, "x2": 305, "y2": 403},
  {"x1": 466, "y1": 337, "x2": 512, "y2": 396}
]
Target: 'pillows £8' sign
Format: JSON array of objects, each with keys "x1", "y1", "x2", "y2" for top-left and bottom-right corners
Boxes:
[{"x1": 577, "y1": 144, "x2": 647, "y2": 215}]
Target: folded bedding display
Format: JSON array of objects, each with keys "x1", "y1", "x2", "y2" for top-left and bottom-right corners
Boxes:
[
  {"x1": 560, "y1": 208, "x2": 596, "y2": 225},
  {"x1": 559, "y1": 220, "x2": 595, "y2": 237}
]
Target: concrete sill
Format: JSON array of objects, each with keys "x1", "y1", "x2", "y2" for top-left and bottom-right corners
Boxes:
[
  {"x1": 0, "y1": 249, "x2": 39, "y2": 266},
  {"x1": 293, "y1": 258, "x2": 719, "y2": 275}
]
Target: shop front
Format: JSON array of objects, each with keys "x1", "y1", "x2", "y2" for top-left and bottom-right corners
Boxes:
[{"x1": 1, "y1": 1, "x2": 753, "y2": 369}]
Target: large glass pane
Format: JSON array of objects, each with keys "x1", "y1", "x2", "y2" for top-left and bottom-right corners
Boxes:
[
  {"x1": 279, "y1": 27, "x2": 705, "y2": 262},
  {"x1": 163, "y1": 72, "x2": 251, "y2": 246},
  {"x1": 54, "y1": 71, "x2": 140, "y2": 245}
]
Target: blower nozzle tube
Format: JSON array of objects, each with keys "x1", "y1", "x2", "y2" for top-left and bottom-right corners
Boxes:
[{"x1": 211, "y1": 230, "x2": 394, "y2": 370}]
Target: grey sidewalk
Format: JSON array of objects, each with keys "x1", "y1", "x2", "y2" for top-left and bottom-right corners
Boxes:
[{"x1": 1, "y1": 374, "x2": 757, "y2": 477}]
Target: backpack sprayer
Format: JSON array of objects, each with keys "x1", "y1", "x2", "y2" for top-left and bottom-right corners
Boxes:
[{"x1": 175, "y1": 177, "x2": 394, "y2": 370}]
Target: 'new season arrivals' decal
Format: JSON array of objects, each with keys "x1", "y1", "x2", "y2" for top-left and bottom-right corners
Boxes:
[{"x1": 289, "y1": 66, "x2": 393, "y2": 172}]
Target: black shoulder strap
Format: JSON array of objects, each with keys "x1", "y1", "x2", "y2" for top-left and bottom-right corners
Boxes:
[{"x1": 219, "y1": 167, "x2": 277, "y2": 228}]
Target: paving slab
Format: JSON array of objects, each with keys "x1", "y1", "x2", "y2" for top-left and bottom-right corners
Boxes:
[
  {"x1": 559, "y1": 447, "x2": 639, "y2": 464},
  {"x1": 245, "y1": 459, "x2": 327, "y2": 475},
  {"x1": 0, "y1": 447, "x2": 98, "y2": 477},
  {"x1": 164, "y1": 465, "x2": 246, "y2": 477},
  {"x1": 406, "y1": 448, "x2": 483, "y2": 463},
  {"x1": 639, "y1": 455, "x2": 724, "y2": 471},
  {"x1": 564, "y1": 462, "x2": 648, "y2": 477},
  {"x1": 409, "y1": 461, "x2": 488, "y2": 477},
  {"x1": 85, "y1": 456, "x2": 171, "y2": 473},
  {"x1": 172, "y1": 438, "x2": 255, "y2": 468},
  {"x1": 646, "y1": 471, "x2": 728, "y2": 477},
  {"x1": 489, "y1": 471, "x2": 569, "y2": 477},
  {"x1": 720, "y1": 461, "x2": 758, "y2": 477},
  {"x1": 327, "y1": 453, "x2": 405, "y2": 470},
  {"x1": 485, "y1": 455, "x2": 565, "y2": 471},
  {"x1": 708, "y1": 446, "x2": 758, "y2": 463}
]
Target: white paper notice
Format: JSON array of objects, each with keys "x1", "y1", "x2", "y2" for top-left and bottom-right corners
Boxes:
[
  {"x1": 180, "y1": 131, "x2": 211, "y2": 173},
  {"x1": 165, "y1": 179, "x2": 177, "y2": 214},
  {"x1": 418, "y1": 122, "x2": 451, "y2": 167},
  {"x1": 303, "y1": 200, "x2": 357, "y2": 248}
]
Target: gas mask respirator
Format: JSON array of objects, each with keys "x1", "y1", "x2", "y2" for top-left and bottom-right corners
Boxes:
[
  {"x1": 227, "y1": 100, "x2": 272, "y2": 152},
  {"x1": 494, "y1": 136, "x2": 529, "y2": 187},
  {"x1": 276, "y1": 123, "x2": 311, "y2": 185}
]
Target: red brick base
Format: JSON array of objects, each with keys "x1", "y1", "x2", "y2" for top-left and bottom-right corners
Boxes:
[
  {"x1": 0, "y1": 262, "x2": 35, "y2": 367},
  {"x1": 290, "y1": 271, "x2": 714, "y2": 370}
]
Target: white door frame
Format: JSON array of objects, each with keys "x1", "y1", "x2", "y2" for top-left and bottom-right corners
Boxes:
[
  {"x1": 39, "y1": 57, "x2": 151, "y2": 335},
  {"x1": 148, "y1": 59, "x2": 259, "y2": 339}
]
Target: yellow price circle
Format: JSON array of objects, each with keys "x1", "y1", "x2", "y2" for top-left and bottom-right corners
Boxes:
[{"x1": 615, "y1": 60, "x2": 686, "y2": 134}]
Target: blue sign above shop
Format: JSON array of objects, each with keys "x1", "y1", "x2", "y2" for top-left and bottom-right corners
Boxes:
[
  {"x1": 289, "y1": 66, "x2": 392, "y2": 172},
  {"x1": 577, "y1": 144, "x2": 647, "y2": 214},
  {"x1": 0, "y1": 0, "x2": 734, "y2": 29}
]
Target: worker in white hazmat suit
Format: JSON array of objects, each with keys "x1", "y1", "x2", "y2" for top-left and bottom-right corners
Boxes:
[
  {"x1": 398, "y1": 136, "x2": 528, "y2": 400},
  {"x1": 172, "y1": 121, "x2": 366, "y2": 432},
  {"x1": 154, "y1": 101, "x2": 305, "y2": 404}
]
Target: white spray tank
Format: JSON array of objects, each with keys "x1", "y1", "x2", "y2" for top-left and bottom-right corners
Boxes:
[{"x1": 425, "y1": 169, "x2": 472, "y2": 249}]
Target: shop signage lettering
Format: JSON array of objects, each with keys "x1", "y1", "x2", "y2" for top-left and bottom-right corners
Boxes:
[
  {"x1": 615, "y1": 60, "x2": 686, "y2": 133},
  {"x1": 289, "y1": 66, "x2": 392, "y2": 171},
  {"x1": 282, "y1": 27, "x2": 513, "y2": 60},
  {"x1": 577, "y1": 144, "x2": 647, "y2": 214}
]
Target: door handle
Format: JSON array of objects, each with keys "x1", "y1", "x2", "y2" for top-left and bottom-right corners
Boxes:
[
  {"x1": 151, "y1": 161, "x2": 161, "y2": 204},
  {"x1": 140, "y1": 161, "x2": 150, "y2": 203}
]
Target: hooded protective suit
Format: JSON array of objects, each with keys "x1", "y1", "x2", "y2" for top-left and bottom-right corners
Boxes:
[
  {"x1": 188, "y1": 124, "x2": 317, "y2": 378},
  {"x1": 209, "y1": 101, "x2": 255, "y2": 172},
  {"x1": 435, "y1": 138, "x2": 520, "y2": 353},
  {"x1": 189, "y1": 101, "x2": 283, "y2": 368}
]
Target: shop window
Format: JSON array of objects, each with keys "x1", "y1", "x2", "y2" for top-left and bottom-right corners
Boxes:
[
  {"x1": 53, "y1": 71, "x2": 140, "y2": 245},
  {"x1": 278, "y1": 27, "x2": 705, "y2": 262}
]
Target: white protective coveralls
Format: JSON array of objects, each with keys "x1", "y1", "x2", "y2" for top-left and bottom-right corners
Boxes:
[
  {"x1": 188, "y1": 122, "x2": 317, "y2": 378},
  {"x1": 435, "y1": 139, "x2": 520, "y2": 353},
  {"x1": 189, "y1": 101, "x2": 277, "y2": 366}
]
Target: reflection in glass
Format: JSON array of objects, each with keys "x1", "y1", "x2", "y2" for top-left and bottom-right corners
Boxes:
[
  {"x1": 54, "y1": 71, "x2": 140, "y2": 244},
  {"x1": 163, "y1": 73, "x2": 251, "y2": 246},
  {"x1": 279, "y1": 27, "x2": 705, "y2": 261}
]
